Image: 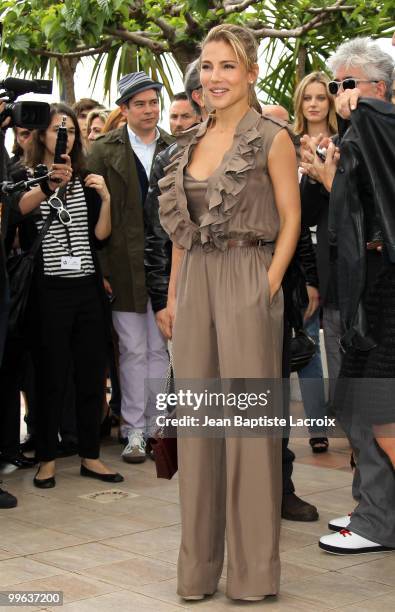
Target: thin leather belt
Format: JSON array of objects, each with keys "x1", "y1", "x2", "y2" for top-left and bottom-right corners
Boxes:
[{"x1": 226, "y1": 239, "x2": 275, "y2": 248}]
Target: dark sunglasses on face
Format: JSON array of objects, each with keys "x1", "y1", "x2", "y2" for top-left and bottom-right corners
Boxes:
[
  {"x1": 327, "y1": 78, "x2": 379, "y2": 95},
  {"x1": 48, "y1": 194, "x2": 72, "y2": 226}
]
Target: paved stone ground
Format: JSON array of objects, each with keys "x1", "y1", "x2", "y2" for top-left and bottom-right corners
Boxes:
[{"x1": 1, "y1": 407, "x2": 394, "y2": 611}]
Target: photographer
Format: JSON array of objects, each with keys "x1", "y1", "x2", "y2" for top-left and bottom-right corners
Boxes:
[
  {"x1": 9, "y1": 103, "x2": 123, "y2": 488},
  {"x1": 0, "y1": 100, "x2": 18, "y2": 508}
]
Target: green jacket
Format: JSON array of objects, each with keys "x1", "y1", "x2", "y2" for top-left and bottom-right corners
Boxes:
[{"x1": 87, "y1": 124, "x2": 173, "y2": 313}]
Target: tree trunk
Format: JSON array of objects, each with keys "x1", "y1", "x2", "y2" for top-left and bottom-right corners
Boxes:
[
  {"x1": 171, "y1": 43, "x2": 200, "y2": 76},
  {"x1": 57, "y1": 57, "x2": 79, "y2": 105},
  {"x1": 296, "y1": 44, "x2": 307, "y2": 83}
]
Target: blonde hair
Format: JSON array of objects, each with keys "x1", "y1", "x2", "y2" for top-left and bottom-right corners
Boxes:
[
  {"x1": 200, "y1": 24, "x2": 261, "y2": 112},
  {"x1": 293, "y1": 72, "x2": 337, "y2": 136},
  {"x1": 86, "y1": 109, "x2": 109, "y2": 136}
]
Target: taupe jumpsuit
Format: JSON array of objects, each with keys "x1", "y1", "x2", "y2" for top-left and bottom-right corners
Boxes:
[{"x1": 159, "y1": 108, "x2": 284, "y2": 599}]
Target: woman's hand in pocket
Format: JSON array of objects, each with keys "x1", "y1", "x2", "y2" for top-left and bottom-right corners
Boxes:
[{"x1": 267, "y1": 269, "x2": 282, "y2": 305}]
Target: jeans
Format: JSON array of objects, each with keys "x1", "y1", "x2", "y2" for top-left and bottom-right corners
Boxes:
[{"x1": 298, "y1": 309, "x2": 328, "y2": 434}]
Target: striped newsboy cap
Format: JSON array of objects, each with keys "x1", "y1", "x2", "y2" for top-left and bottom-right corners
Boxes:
[{"x1": 115, "y1": 71, "x2": 163, "y2": 105}]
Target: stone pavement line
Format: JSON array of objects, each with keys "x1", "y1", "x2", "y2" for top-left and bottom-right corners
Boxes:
[{"x1": 1, "y1": 437, "x2": 394, "y2": 611}]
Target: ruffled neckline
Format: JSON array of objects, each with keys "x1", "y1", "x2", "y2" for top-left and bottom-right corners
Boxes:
[
  {"x1": 181, "y1": 108, "x2": 264, "y2": 249},
  {"x1": 158, "y1": 108, "x2": 271, "y2": 251}
]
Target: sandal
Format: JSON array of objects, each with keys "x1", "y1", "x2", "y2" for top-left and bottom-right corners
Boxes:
[{"x1": 309, "y1": 437, "x2": 329, "y2": 454}]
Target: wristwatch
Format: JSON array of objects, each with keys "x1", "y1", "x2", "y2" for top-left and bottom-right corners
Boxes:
[{"x1": 40, "y1": 180, "x2": 56, "y2": 198}]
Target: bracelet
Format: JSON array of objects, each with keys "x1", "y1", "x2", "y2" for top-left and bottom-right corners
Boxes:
[{"x1": 40, "y1": 180, "x2": 56, "y2": 198}]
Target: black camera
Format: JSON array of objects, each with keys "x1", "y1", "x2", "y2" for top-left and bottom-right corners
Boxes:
[{"x1": 0, "y1": 77, "x2": 52, "y2": 129}]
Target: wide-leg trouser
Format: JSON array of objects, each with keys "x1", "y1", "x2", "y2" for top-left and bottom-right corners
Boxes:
[{"x1": 172, "y1": 246, "x2": 283, "y2": 599}]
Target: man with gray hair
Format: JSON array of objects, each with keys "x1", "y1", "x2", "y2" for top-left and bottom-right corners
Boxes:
[
  {"x1": 328, "y1": 36, "x2": 393, "y2": 121},
  {"x1": 184, "y1": 59, "x2": 204, "y2": 118},
  {"x1": 301, "y1": 37, "x2": 395, "y2": 555}
]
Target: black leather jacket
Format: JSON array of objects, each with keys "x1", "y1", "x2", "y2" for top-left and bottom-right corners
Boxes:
[
  {"x1": 144, "y1": 142, "x2": 318, "y2": 321},
  {"x1": 329, "y1": 98, "x2": 395, "y2": 351},
  {"x1": 144, "y1": 142, "x2": 177, "y2": 312}
]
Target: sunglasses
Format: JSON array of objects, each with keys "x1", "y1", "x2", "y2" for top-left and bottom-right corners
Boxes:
[
  {"x1": 327, "y1": 78, "x2": 379, "y2": 95},
  {"x1": 48, "y1": 194, "x2": 72, "y2": 226}
]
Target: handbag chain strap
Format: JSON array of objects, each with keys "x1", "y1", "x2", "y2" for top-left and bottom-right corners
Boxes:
[{"x1": 157, "y1": 344, "x2": 174, "y2": 438}]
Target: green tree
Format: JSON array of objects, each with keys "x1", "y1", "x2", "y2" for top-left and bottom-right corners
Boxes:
[{"x1": 0, "y1": 0, "x2": 394, "y2": 110}]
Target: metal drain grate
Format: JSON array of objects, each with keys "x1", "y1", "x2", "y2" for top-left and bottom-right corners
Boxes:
[{"x1": 79, "y1": 489, "x2": 139, "y2": 503}]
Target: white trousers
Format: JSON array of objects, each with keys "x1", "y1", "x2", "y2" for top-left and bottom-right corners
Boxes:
[{"x1": 112, "y1": 301, "x2": 168, "y2": 436}]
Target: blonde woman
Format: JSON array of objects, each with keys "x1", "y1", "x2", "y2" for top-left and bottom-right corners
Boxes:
[
  {"x1": 159, "y1": 24, "x2": 300, "y2": 601},
  {"x1": 294, "y1": 71, "x2": 337, "y2": 138},
  {"x1": 294, "y1": 72, "x2": 342, "y2": 436},
  {"x1": 86, "y1": 109, "x2": 109, "y2": 145},
  {"x1": 293, "y1": 72, "x2": 337, "y2": 453}
]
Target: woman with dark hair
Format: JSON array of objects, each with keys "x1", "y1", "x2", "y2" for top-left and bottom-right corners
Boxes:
[{"x1": 18, "y1": 102, "x2": 123, "y2": 488}]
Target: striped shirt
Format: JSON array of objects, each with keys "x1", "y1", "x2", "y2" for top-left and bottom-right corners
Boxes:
[{"x1": 36, "y1": 178, "x2": 95, "y2": 278}]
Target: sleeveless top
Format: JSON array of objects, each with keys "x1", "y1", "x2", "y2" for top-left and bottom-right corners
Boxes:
[
  {"x1": 158, "y1": 107, "x2": 285, "y2": 252},
  {"x1": 184, "y1": 170, "x2": 208, "y2": 226}
]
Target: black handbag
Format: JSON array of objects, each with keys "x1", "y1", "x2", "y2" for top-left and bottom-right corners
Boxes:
[
  {"x1": 290, "y1": 329, "x2": 316, "y2": 372},
  {"x1": 6, "y1": 208, "x2": 56, "y2": 336}
]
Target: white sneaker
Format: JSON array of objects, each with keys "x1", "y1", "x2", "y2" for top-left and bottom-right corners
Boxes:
[
  {"x1": 319, "y1": 529, "x2": 395, "y2": 555},
  {"x1": 122, "y1": 432, "x2": 146, "y2": 463},
  {"x1": 328, "y1": 513, "x2": 352, "y2": 532}
]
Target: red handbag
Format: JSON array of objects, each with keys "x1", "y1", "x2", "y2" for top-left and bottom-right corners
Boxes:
[
  {"x1": 150, "y1": 433, "x2": 178, "y2": 479},
  {"x1": 150, "y1": 351, "x2": 178, "y2": 479}
]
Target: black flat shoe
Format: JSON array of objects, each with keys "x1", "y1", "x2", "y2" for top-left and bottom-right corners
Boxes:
[
  {"x1": 0, "y1": 486, "x2": 17, "y2": 508},
  {"x1": 1, "y1": 452, "x2": 37, "y2": 469},
  {"x1": 33, "y1": 470, "x2": 56, "y2": 489},
  {"x1": 80, "y1": 464, "x2": 124, "y2": 483}
]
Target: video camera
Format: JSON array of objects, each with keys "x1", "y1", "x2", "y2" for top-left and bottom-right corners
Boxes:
[{"x1": 0, "y1": 77, "x2": 52, "y2": 129}]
